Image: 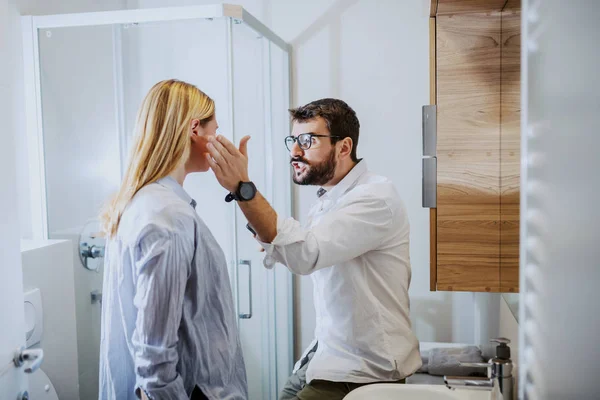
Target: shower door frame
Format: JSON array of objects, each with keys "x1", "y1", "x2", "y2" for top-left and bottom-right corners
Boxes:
[{"x1": 21, "y1": 4, "x2": 294, "y2": 398}]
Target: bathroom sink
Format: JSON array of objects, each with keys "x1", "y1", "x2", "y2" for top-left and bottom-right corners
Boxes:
[{"x1": 343, "y1": 383, "x2": 489, "y2": 400}]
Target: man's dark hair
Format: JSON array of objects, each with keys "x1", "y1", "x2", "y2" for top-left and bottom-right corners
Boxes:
[{"x1": 289, "y1": 98, "x2": 360, "y2": 162}]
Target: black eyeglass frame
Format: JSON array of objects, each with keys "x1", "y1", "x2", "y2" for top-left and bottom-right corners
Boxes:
[{"x1": 284, "y1": 133, "x2": 342, "y2": 151}]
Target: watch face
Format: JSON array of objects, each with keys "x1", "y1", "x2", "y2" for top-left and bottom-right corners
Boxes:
[{"x1": 240, "y1": 183, "x2": 255, "y2": 199}]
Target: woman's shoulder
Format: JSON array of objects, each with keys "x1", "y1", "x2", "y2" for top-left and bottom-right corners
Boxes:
[{"x1": 118, "y1": 184, "x2": 197, "y2": 243}]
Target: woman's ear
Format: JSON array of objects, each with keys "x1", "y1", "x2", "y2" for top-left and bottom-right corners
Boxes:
[{"x1": 190, "y1": 119, "x2": 200, "y2": 138}]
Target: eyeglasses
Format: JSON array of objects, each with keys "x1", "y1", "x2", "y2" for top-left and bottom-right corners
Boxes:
[{"x1": 284, "y1": 133, "x2": 341, "y2": 151}]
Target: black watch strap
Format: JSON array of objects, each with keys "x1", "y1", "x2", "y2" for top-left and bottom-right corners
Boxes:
[
  {"x1": 225, "y1": 192, "x2": 236, "y2": 203},
  {"x1": 225, "y1": 181, "x2": 256, "y2": 203}
]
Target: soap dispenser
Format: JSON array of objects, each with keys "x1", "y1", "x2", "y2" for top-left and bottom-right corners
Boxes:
[
  {"x1": 493, "y1": 337, "x2": 511, "y2": 361},
  {"x1": 489, "y1": 337, "x2": 513, "y2": 397}
]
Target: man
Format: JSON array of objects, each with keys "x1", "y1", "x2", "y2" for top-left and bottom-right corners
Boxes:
[{"x1": 205, "y1": 98, "x2": 421, "y2": 400}]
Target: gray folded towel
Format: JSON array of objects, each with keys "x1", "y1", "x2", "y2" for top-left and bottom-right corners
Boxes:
[
  {"x1": 425, "y1": 346, "x2": 486, "y2": 377},
  {"x1": 417, "y1": 350, "x2": 430, "y2": 373}
]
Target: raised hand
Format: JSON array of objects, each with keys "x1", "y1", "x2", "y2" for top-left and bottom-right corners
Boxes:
[{"x1": 206, "y1": 135, "x2": 251, "y2": 192}]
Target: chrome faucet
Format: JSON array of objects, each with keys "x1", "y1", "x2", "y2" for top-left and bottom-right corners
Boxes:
[{"x1": 444, "y1": 338, "x2": 513, "y2": 400}]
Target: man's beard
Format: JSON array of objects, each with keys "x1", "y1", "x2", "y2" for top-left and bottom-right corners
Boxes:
[{"x1": 291, "y1": 148, "x2": 337, "y2": 186}]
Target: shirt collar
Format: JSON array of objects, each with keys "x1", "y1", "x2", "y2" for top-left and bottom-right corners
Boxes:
[
  {"x1": 318, "y1": 160, "x2": 367, "y2": 201},
  {"x1": 156, "y1": 176, "x2": 196, "y2": 209}
]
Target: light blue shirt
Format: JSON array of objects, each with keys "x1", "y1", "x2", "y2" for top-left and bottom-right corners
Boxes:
[{"x1": 99, "y1": 176, "x2": 247, "y2": 400}]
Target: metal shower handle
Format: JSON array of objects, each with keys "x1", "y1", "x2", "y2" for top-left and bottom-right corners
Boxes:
[{"x1": 237, "y1": 259, "x2": 253, "y2": 319}]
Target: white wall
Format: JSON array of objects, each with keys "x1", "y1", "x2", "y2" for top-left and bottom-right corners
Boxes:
[
  {"x1": 0, "y1": 0, "x2": 27, "y2": 396},
  {"x1": 21, "y1": 240, "x2": 79, "y2": 400},
  {"x1": 14, "y1": 0, "x2": 479, "y2": 362}
]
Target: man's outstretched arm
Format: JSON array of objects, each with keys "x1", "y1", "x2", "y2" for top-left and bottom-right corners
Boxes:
[{"x1": 205, "y1": 134, "x2": 277, "y2": 243}]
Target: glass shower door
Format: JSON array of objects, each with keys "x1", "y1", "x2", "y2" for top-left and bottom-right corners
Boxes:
[
  {"x1": 37, "y1": 23, "x2": 121, "y2": 400},
  {"x1": 231, "y1": 20, "x2": 294, "y2": 399},
  {"x1": 231, "y1": 19, "x2": 271, "y2": 400},
  {"x1": 266, "y1": 40, "x2": 294, "y2": 393}
]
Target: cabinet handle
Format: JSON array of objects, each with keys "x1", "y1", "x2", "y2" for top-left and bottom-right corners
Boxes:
[
  {"x1": 423, "y1": 157, "x2": 437, "y2": 208},
  {"x1": 422, "y1": 105, "x2": 437, "y2": 157},
  {"x1": 422, "y1": 105, "x2": 437, "y2": 208}
]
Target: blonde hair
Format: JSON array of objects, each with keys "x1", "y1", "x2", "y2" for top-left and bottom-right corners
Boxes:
[{"x1": 100, "y1": 79, "x2": 215, "y2": 238}]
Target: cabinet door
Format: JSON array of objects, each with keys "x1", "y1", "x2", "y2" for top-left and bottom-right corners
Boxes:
[
  {"x1": 436, "y1": 12, "x2": 502, "y2": 292},
  {"x1": 500, "y1": 8, "x2": 521, "y2": 293}
]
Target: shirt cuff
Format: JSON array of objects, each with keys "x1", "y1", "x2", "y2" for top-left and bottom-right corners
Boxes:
[
  {"x1": 256, "y1": 227, "x2": 278, "y2": 269},
  {"x1": 256, "y1": 216, "x2": 304, "y2": 269}
]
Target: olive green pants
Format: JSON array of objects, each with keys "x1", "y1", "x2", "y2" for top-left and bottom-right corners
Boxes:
[
  {"x1": 279, "y1": 342, "x2": 406, "y2": 400},
  {"x1": 293, "y1": 378, "x2": 405, "y2": 400}
]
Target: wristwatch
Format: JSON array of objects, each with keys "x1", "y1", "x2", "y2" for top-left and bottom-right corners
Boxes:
[{"x1": 225, "y1": 181, "x2": 257, "y2": 203}]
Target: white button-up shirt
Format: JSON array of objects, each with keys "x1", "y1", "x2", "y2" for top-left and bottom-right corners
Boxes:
[{"x1": 260, "y1": 161, "x2": 422, "y2": 384}]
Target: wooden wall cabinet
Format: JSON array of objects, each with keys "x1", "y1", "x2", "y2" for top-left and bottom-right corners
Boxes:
[{"x1": 427, "y1": 0, "x2": 521, "y2": 292}]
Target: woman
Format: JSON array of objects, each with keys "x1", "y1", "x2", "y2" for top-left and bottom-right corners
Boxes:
[{"x1": 98, "y1": 80, "x2": 247, "y2": 400}]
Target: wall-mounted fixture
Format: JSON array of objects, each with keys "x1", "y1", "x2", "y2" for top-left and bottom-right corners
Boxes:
[{"x1": 78, "y1": 220, "x2": 105, "y2": 271}]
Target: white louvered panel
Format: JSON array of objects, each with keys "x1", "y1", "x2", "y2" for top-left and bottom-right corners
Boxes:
[{"x1": 520, "y1": 1, "x2": 600, "y2": 399}]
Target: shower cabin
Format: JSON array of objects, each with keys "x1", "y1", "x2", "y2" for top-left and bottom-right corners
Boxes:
[{"x1": 22, "y1": 5, "x2": 293, "y2": 400}]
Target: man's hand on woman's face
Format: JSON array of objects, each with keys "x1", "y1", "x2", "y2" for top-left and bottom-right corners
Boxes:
[{"x1": 206, "y1": 135, "x2": 251, "y2": 193}]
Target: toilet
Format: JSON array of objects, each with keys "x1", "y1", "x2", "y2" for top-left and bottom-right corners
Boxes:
[
  {"x1": 28, "y1": 368, "x2": 59, "y2": 400},
  {"x1": 24, "y1": 288, "x2": 61, "y2": 400}
]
